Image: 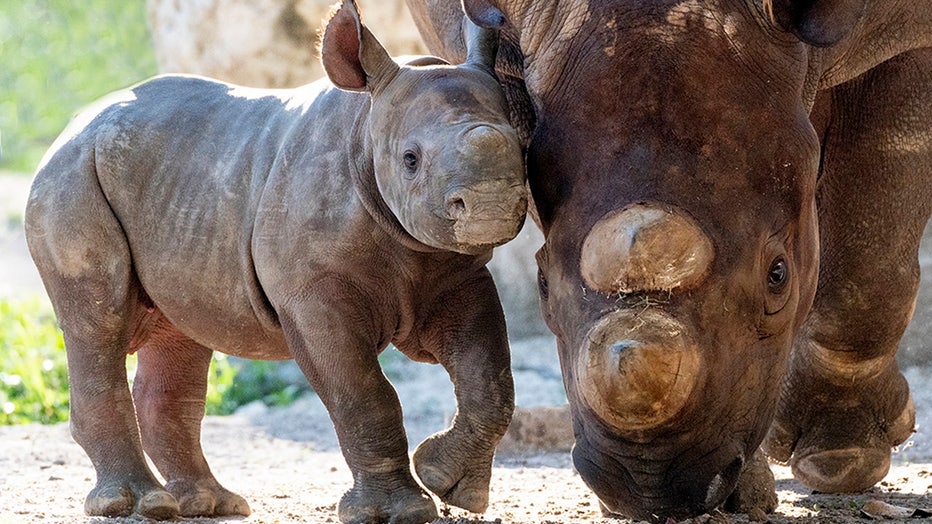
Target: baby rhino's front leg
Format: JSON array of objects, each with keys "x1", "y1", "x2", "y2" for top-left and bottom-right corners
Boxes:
[
  {"x1": 410, "y1": 271, "x2": 515, "y2": 513},
  {"x1": 279, "y1": 279, "x2": 437, "y2": 524}
]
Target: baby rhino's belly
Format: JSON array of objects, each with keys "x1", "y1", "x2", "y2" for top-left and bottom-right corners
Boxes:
[{"x1": 134, "y1": 253, "x2": 290, "y2": 360}]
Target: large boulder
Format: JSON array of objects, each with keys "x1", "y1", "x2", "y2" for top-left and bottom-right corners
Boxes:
[
  {"x1": 146, "y1": 0, "x2": 427, "y2": 88},
  {"x1": 489, "y1": 223, "x2": 550, "y2": 339}
]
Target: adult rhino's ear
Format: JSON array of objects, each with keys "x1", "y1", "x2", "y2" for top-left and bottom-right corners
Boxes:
[
  {"x1": 464, "y1": 19, "x2": 498, "y2": 72},
  {"x1": 320, "y1": 0, "x2": 399, "y2": 93},
  {"x1": 767, "y1": 0, "x2": 867, "y2": 47},
  {"x1": 461, "y1": 0, "x2": 507, "y2": 29}
]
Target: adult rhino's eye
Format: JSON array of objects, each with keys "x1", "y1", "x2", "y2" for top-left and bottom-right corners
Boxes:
[
  {"x1": 767, "y1": 257, "x2": 788, "y2": 291},
  {"x1": 403, "y1": 150, "x2": 419, "y2": 174}
]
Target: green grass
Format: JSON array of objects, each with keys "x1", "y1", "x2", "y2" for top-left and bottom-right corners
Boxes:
[
  {"x1": 0, "y1": 297, "x2": 68, "y2": 424},
  {"x1": 0, "y1": 297, "x2": 307, "y2": 424},
  {"x1": 0, "y1": 0, "x2": 157, "y2": 172}
]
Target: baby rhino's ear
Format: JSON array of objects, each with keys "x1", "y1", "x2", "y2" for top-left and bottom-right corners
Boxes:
[{"x1": 320, "y1": 0, "x2": 400, "y2": 93}]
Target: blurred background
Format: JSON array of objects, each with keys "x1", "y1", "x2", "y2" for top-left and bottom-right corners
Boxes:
[{"x1": 0, "y1": 1, "x2": 928, "y2": 435}]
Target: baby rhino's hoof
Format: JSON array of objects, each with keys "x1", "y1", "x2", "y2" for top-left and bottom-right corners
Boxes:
[
  {"x1": 85, "y1": 482, "x2": 180, "y2": 520},
  {"x1": 165, "y1": 478, "x2": 251, "y2": 517},
  {"x1": 413, "y1": 434, "x2": 493, "y2": 513},
  {"x1": 338, "y1": 483, "x2": 437, "y2": 524}
]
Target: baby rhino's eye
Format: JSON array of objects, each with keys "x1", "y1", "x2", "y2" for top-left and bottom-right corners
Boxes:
[{"x1": 403, "y1": 150, "x2": 419, "y2": 173}]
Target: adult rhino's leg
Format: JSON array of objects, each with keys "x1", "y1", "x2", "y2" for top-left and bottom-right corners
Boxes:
[
  {"x1": 24, "y1": 163, "x2": 178, "y2": 519},
  {"x1": 410, "y1": 269, "x2": 514, "y2": 514},
  {"x1": 277, "y1": 278, "x2": 437, "y2": 524},
  {"x1": 132, "y1": 318, "x2": 249, "y2": 517},
  {"x1": 723, "y1": 449, "x2": 778, "y2": 517},
  {"x1": 764, "y1": 48, "x2": 932, "y2": 492}
]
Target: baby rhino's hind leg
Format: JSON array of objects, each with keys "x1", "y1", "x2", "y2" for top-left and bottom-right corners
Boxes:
[
  {"x1": 26, "y1": 161, "x2": 178, "y2": 519},
  {"x1": 132, "y1": 317, "x2": 250, "y2": 517}
]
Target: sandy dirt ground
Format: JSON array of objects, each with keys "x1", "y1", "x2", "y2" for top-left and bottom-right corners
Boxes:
[
  {"x1": 2, "y1": 172, "x2": 932, "y2": 524},
  {"x1": 1, "y1": 374, "x2": 931, "y2": 524}
]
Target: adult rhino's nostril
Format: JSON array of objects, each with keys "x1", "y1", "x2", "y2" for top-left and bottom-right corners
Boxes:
[{"x1": 704, "y1": 455, "x2": 744, "y2": 510}]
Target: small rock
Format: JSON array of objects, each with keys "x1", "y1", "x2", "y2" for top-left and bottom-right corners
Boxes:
[
  {"x1": 497, "y1": 405, "x2": 574, "y2": 453},
  {"x1": 859, "y1": 499, "x2": 927, "y2": 519}
]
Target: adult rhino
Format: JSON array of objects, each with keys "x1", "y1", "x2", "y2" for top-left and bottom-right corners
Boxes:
[{"x1": 406, "y1": 0, "x2": 932, "y2": 520}]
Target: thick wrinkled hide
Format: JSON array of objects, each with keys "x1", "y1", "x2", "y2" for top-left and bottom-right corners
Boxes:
[
  {"x1": 25, "y1": 2, "x2": 526, "y2": 522},
  {"x1": 406, "y1": 0, "x2": 932, "y2": 520}
]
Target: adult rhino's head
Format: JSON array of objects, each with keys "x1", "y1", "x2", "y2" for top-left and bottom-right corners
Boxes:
[
  {"x1": 453, "y1": 0, "x2": 858, "y2": 519},
  {"x1": 321, "y1": 0, "x2": 526, "y2": 255}
]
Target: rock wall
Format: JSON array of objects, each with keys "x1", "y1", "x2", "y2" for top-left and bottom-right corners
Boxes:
[
  {"x1": 489, "y1": 223, "x2": 550, "y2": 339},
  {"x1": 146, "y1": 0, "x2": 427, "y2": 88}
]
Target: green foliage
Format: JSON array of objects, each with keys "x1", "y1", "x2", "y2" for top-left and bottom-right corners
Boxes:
[
  {"x1": 0, "y1": 298, "x2": 306, "y2": 424},
  {"x1": 0, "y1": 297, "x2": 68, "y2": 424},
  {"x1": 0, "y1": 0, "x2": 157, "y2": 172},
  {"x1": 205, "y1": 354, "x2": 240, "y2": 416},
  {"x1": 209, "y1": 360, "x2": 308, "y2": 416},
  {"x1": 378, "y1": 346, "x2": 412, "y2": 382}
]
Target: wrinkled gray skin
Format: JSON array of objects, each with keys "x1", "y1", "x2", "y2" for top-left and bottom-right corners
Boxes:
[
  {"x1": 406, "y1": 0, "x2": 932, "y2": 521},
  {"x1": 24, "y1": 1, "x2": 526, "y2": 522}
]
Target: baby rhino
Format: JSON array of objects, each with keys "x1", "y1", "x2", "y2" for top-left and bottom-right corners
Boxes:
[{"x1": 24, "y1": 1, "x2": 526, "y2": 522}]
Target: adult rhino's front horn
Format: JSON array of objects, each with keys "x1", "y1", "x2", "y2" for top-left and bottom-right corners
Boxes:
[{"x1": 580, "y1": 203, "x2": 714, "y2": 295}]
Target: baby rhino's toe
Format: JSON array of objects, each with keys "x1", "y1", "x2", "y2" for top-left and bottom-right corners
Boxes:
[
  {"x1": 166, "y1": 478, "x2": 251, "y2": 517},
  {"x1": 413, "y1": 433, "x2": 494, "y2": 513},
  {"x1": 86, "y1": 481, "x2": 180, "y2": 520}
]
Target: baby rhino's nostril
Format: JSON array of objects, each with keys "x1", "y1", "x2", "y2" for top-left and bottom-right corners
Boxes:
[{"x1": 446, "y1": 194, "x2": 467, "y2": 219}]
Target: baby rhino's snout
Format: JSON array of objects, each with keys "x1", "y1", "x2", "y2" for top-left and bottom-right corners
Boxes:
[
  {"x1": 445, "y1": 181, "x2": 527, "y2": 246},
  {"x1": 445, "y1": 125, "x2": 527, "y2": 248}
]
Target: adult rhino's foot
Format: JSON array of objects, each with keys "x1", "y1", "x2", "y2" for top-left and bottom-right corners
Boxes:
[
  {"x1": 165, "y1": 478, "x2": 251, "y2": 517},
  {"x1": 763, "y1": 343, "x2": 916, "y2": 493},
  {"x1": 724, "y1": 449, "x2": 777, "y2": 517},
  {"x1": 338, "y1": 475, "x2": 437, "y2": 524},
  {"x1": 85, "y1": 479, "x2": 180, "y2": 519},
  {"x1": 412, "y1": 431, "x2": 494, "y2": 513}
]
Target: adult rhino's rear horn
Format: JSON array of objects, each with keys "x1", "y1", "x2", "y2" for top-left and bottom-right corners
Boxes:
[
  {"x1": 576, "y1": 309, "x2": 702, "y2": 431},
  {"x1": 580, "y1": 204, "x2": 714, "y2": 295}
]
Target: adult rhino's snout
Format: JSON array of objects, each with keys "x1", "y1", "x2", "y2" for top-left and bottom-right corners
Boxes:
[
  {"x1": 576, "y1": 308, "x2": 701, "y2": 432},
  {"x1": 443, "y1": 124, "x2": 526, "y2": 248},
  {"x1": 580, "y1": 204, "x2": 714, "y2": 294}
]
